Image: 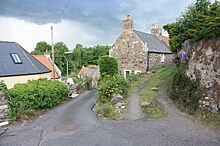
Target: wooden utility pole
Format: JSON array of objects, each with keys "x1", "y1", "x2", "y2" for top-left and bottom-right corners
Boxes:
[{"x1": 51, "y1": 26, "x2": 55, "y2": 80}]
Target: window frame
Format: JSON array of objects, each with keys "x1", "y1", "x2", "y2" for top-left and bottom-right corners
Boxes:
[
  {"x1": 161, "y1": 54, "x2": 165, "y2": 63},
  {"x1": 10, "y1": 53, "x2": 22, "y2": 64}
]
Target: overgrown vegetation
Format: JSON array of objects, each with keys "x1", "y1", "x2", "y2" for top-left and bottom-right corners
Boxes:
[
  {"x1": 95, "y1": 102, "x2": 119, "y2": 120},
  {"x1": 0, "y1": 81, "x2": 9, "y2": 97},
  {"x1": 95, "y1": 60, "x2": 139, "y2": 120},
  {"x1": 8, "y1": 79, "x2": 69, "y2": 121},
  {"x1": 164, "y1": 0, "x2": 220, "y2": 53},
  {"x1": 98, "y1": 56, "x2": 118, "y2": 78},
  {"x1": 95, "y1": 74, "x2": 131, "y2": 120},
  {"x1": 140, "y1": 67, "x2": 176, "y2": 118},
  {"x1": 98, "y1": 75, "x2": 129, "y2": 102},
  {"x1": 171, "y1": 65, "x2": 200, "y2": 113}
]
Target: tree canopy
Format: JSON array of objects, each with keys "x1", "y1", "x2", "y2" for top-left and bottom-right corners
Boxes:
[
  {"x1": 164, "y1": 0, "x2": 220, "y2": 53},
  {"x1": 31, "y1": 41, "x2": 110, "y2": 75},
  {"x1": 31, "y1": 41, "x2": 51, "y2": 55},
  {"x1": 69, "y1": 44, "x2": 110, "y2": 73}
]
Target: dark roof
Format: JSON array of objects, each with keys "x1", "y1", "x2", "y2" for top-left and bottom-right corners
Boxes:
[
  {"x1": 134, "y1": 30, "x2": 172, "y2": 54},
  {"x1": 0, "y1": 41, "x2": 51, "y2": 77},
  {"x1": 84, "y1": 68, "x2": 97, "y2": 78}
]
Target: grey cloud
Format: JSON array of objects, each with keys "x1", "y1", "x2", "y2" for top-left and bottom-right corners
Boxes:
[{"x1": 0, "y1": 0, "x2": 195, "y2": 47}]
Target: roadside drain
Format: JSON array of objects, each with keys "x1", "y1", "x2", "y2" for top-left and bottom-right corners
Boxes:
[{"x1": 54, "y1": 125, "x2": 74, "y2": 132}]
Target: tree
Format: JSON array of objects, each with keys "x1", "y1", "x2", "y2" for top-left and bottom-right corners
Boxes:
[
  {"x1": 54, "y1": 42, "x2": 69, "y2": 75},
  {"x1": 31, "y1": 41, "x2": 51, "y2": 55},
  {"x1": 69, "y1": 44, "x2": 110, "y2": 73},
  {"x1": 163, "y1": 0, "x2": 220, "y2": 53},
  {"x1": 98, "y1": 56, "x2": 118, "y2": 78}
]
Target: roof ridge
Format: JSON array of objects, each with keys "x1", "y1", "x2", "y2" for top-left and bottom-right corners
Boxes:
[
  {"x1": 0, "y1": 41, "x2": 16, "y2": 43},
  {"x1": 134, "y1": 30, "x2": 153, "y2": 36}
]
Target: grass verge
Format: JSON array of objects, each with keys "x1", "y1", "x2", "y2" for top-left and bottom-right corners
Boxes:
[
  {"x1": 140, "y1": 66, "x2": 176, "y2": 118},
  {"x1": 95, "y1": 102, "x2": 120, "y2": 120}
]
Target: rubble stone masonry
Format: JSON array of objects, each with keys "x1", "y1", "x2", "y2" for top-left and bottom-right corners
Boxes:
[{"x1": 186, "y1": 37, "x2": 220, "y2": 113}]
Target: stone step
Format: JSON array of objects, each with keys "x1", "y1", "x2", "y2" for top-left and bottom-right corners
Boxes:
[{"x1": 0, "y1": 121, "x2": 9, "y2": 127}]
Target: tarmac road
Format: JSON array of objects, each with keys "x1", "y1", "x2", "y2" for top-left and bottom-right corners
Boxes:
[{"x1": 0, "y1": 89, "x2": 220, "y2": 146}]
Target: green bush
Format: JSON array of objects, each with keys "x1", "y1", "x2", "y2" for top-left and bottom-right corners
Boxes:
[
  {"x1": 8, "y1": 78, "x2": 69, "y2": 121},
  {"x1": 98, "y1": 56, "x2": 118, "y2": 78},
  {"x1": 171, "y1": 65, "x2": 200, "y2": 112},
  {"x1": 0, "y1": 81, "x2": 9, "y2": 96},
  {"x1": 98, "y1": 75, "x2": 129, "y2": 102},
  {"x1": 95, "y1": 102, "x2": 115, "y2": 118}
]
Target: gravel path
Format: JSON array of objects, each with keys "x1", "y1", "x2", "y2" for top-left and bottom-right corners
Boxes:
[{"x1": 128, "y1": 89, "x2": 144, "y2": 120}]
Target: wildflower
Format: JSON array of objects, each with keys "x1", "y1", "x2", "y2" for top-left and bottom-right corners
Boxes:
[
  {"x1": 182, "y1": 39, "x2": 191, "y2": 52},
  {"x1": 178, "y1": 50, "x2": 188, "y2": 63}
]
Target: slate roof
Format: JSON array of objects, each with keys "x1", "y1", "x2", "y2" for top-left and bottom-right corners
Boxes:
[
  {"x1": 0, "y1": 41, "x2": 51, "y2": 77},
  {"x1": 134, "y1": 30, "x2": 172, "y2": 54},
  {"x1": 84, "y1": 68, "x2": 97, "y2": 78},
  {"x1": 33, "y1": 55, "x2": 60, "y2": 79}
]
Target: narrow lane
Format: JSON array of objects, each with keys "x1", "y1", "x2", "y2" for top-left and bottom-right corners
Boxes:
[
  {"x1": 0, "y1": 86, "x2": 220, "y2": 146},
  {"x1": 0, "y1": 90, "x2": 101, "y2": 146}
]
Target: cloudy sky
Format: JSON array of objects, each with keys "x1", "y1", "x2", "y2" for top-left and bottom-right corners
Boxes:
[{"x1": 0, "y1": 0, "x2": 196, "y2": 52}]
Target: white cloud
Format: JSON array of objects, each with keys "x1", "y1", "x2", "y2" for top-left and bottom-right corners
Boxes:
[
  {"x1": 0, "y1": 17, "x2": 51, "y2": 52},
  {"x1": 0, "y1": 17, "x2": 103, "y2": 52}
]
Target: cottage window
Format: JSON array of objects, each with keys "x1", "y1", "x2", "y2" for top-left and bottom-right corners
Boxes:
[
  {"x1": 10, "y1": 53, "x2": 22, "y2": 64},
  {"x1": 124, "y1": 70, "x2": 131, "y2": 78},
  {"x1": 135, "y1": 70, "x2": 142, "y2": 74},
  {"x1": 161, "y1": 54, "x2": 165, "y2": 63}
]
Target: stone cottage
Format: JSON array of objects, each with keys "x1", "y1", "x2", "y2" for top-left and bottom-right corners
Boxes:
[
  {"x1": 109, "y1": 15, "x2": 173, "y2": 77},
  {"x1": 78, "y1": 65, "x2": 99, "y2": 88}
]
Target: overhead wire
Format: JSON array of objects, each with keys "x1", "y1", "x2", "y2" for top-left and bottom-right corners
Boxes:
[{"x1": 55, "y1": 0, "x2": 71, "y2": 23}]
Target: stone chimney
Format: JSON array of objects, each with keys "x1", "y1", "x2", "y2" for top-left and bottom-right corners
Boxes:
[
  {"x1": 151, "y1": 24, "x2": 162, "y2": 37},
  {"x1": 44, "y1": 49, "x2": 50, "y2": 59},
  {"x1": 123, "y1": 15, "x2": 133, "y2": 31}
]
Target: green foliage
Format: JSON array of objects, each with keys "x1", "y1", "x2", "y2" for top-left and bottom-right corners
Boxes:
[
  {"x1": 70, "y1": 44, "x2": 110, "y2": 73},
  {"x1": 98, "y1": 75, "x2": 128, "y2": 102},
  {"x1": 8, "y1": 79, "x2": 69, "y2": 121},
  {"x1": 164, "y1": 0, "x2": 220, "y2": 53},
  {"x1": 31, "y1": 41, "x2": 51, "y2": 55},
  {"x1": 98, "y1": 56, "x2": 118, "y2": 78},
  {"x1": 0, "y1": 81, "x2": 9, "y2": 96},
  {"x1": 171, "y1": 65, "x2": 200, "y2": 112},
  {"x1": 140, "y1": 67, "x2": 176, "y2": 118},
  {"x1": 54, "y1": 42, "x2": 69, "y2": 75},
  {"x1": 95, "y1": 102, "x2": 119, "y2": 119},
  {"x1": 31, "y1": 42, "x2": 110, "y2": 76},
  {"x1": 31, "y1": 41, "x2": 69, "y2": 75}
]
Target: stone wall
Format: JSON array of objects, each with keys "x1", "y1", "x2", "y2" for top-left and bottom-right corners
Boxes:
[
  {"x1": 0, "y1": 91, "x2": 9, "y2": 126},
  {"x1": 186, "y1": 37, "x2": 220, "y2": 113},
  {"x1": 148, "y1": 53, "x2": 173, "y2": 70}
]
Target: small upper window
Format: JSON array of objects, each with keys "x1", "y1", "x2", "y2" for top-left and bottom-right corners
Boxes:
[
  {"x1": 161, "y1": 54, "x2": 165, "y2": 63},
  {"x1": 10, "y1": 53, "x2": 22, "y2": 64}
]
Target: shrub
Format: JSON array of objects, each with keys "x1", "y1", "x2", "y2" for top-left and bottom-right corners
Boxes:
[
  {"x1": 171, "y1": 65, "x2": 200, "y2": 112},
  {"x1": 8, "y1": 78, "x2": 69, "y2": 121},
  {"x1": 98, "y1": 75, "x2": 128, "y2": 102},
  {"x1": 0, "y1": 81, "x2": 9, "y2": 96},
  {"x1": 95, "y1": 102, "x2": 115, "y2": 118},
  {"x1": 98, "y1": 56, "x2": 118, "y2": 78}
]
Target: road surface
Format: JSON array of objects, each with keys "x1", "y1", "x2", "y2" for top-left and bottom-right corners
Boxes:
[{"x1": 0, "y1": 90, "x2": 219, "y2": 146}]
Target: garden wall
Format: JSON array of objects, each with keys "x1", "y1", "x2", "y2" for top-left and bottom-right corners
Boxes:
[
  {"x1": 0, "y1": 91, "x2": 9, "y2": 126},
  {"x1": 186, "y1": 37, "x2": 220, "y2": 113}
]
